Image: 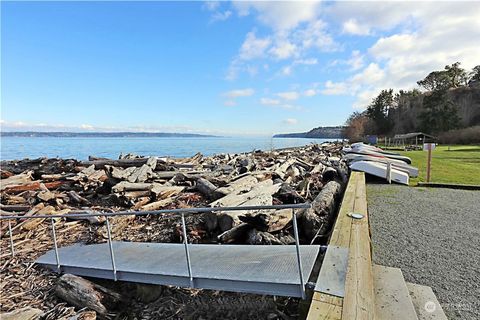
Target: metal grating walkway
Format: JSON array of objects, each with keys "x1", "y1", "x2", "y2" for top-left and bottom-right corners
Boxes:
[{"x1": 36, "y1": 242, "x2": 320, "y2": 297}]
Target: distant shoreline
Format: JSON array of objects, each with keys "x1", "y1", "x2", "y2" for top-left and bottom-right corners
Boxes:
[{"x1": 0, "y1": 131, "x2": 218, "y2": 138}]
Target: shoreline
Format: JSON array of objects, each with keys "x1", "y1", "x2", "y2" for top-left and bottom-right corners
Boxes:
[{"x1": 1, "y1": 143, "x2": 348, "y2": 318}]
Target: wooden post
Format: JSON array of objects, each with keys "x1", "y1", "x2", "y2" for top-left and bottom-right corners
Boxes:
[{"x1": 426, "y1": 145, "x2": 432, "y2": 182}]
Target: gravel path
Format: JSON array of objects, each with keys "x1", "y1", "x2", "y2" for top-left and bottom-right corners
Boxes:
[{"x1": 367, "y1": 184, "x2": 480, "y2": 320}]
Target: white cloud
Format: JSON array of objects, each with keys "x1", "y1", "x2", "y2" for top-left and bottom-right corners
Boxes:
[
  {"x1": 304, "y1": 89, "x2": 317, "y2": 97},
  {"x1": 281, "y1": 65, "x2": 292, "y2": 76},
  {"x1": 347, "y1": 50, "x2": 364, "y2": 71},
  {"x1": 294, "y1": 20, "x2": 339, "y2": 52},
  {"x1": 342, "y1": 18, "x2": 371, "y2": 36},
  {"x1": 239, "y1": 31, "x2": 271, "y2": 60},
  {"x1": 210, "y1": 10, "x2": 232, "y2": 23},
  {"x1": 351, "y1": 63, "x2": 385, "y2": 85},
  {"x1": 277, "y1": 91, "x2": 299, "y2": 101},
  {"x1": 80, "y1": 124, "x2": 94, "y2": 130},
  {"x1": 340, "y1": 2, "x2": 480, "y2": 109},
  {"x1": 283, "y1": 118, "x2": 298, "y2": 125},
  {"x1": 294, "y1": 58, "x2": 318, "y2": 65},
  {"x1": 260, "y1": 97, "x2": 281, "y2": 105},
  {"x1": 269, "y1": 41, "x2": 297, "y2": 60},
  {"x1": 226, "y1": 2, "x2": 337, "y2": 79},
  {"x1": 203, "y1": 1, "x2": 220, "y2": 12},
  {"x1": 232, "y1": 1, "x2": 322, "y2": 31},
  {"x1": 223, "y1": 88, "x2": 255, "y2": 98},
  {"x1": 321, "y1": 81, "x2": 348, "y2": 95}
]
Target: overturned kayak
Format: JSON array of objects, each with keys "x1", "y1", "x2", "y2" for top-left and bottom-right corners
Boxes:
[
  {"x1": 343, "y1": 148, "x2": 412, "y2": 164},
  {"x1": 343, "y1": 153, "x2": 418, "y2": 177},
  {"x1": 350, "y1": 160, "x2": 409, "y2": 185}
]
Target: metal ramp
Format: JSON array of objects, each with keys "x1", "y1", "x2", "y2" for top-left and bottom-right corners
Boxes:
[{"x1": 36, "y1": 242, "x2": 320, "y2": 298}]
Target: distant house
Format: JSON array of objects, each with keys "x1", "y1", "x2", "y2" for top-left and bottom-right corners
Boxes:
[{"x1": 392, "y1": 132, "x2": 437, "y2": 146}]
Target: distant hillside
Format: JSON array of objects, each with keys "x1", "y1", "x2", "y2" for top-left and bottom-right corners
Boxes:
[
  {"x1": 1, "y1": 132, "x2": 218, "y2": 138},
  {"x1": 274, "y1": 126, "x2": 345, "y2": 139}
]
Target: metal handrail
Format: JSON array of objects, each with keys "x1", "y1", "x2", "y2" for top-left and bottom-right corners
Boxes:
[
  {"x1": 2, "y1": 202, "x2": 311, "y2": 299},
  {"x1": 0, "y1": 203, "x2": 311, "y2": 220}
]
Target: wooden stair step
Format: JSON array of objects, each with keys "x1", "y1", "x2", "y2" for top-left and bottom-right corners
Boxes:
[
  {"x1": 373, "y1": 264, "x2": 418, "y2": 320},
  {"x1": 406, "y1": 283, "x2": 448, "y2": 320}
]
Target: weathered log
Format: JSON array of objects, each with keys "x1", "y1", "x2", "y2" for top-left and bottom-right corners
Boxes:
[
  {"x1": 212, "y1": 175, "x2": 257, "y2": 199},
  {"x1": 1, "y1": 194, "x2": 28, "y2": 204},
  {"x1": 121, "y1": 190, "x2": 151, "y2": 200},
  {"x1": 213, "y1": 180, "x2": 281, "y2": 232},
  {"x1": 0, "y1": 171, "x2": 33, "y2": 191},
  {"x1": 0, "y1": 307, "x2": 43, "y2": 320},
  {"x1": 105, "y1": 165, "x2": 136, "y2": 180},
  {"x1": 274, "y1": 158, "x2": 296, "y2": 179},
  {"x1": 140, "y1": 198, "x2": 174, "y2": 211},
  {"x1": 0, "y1": 169, "x2": 14, "y2": 179},
  {"x1": 2, "y1": 181, "x2": 65, "y2": 194},
  {"x1": 68, "y1": 191, "x2": 91, "y2": 205},
  {"x1": 246, "y1": 229, "x2": 284, "y2": 245},
  {"x1": 0, "y1": 204, "x2": 31, "y2": 212},
  {"x1": 217, "y1": 223, "x2": 252, "y2": 243},
  {"x1": 112, "y1": 181, "x2": 153, "y2": 192},
  {"x1": 66, "y1": 210, "x2": 104, "y2": 224},
  {"x1": 150, "y1": 185, "x2": 184, "y2": 199},
  {"x1": 310, "y1": 163, "x2": 324, "y2": 174},
  {"x1": 195, "y1": 178, "x2": 223, "y2": 200},
  {"x1": 81, "y1": 158, "x2": 214, "y2": 170},
  {"x1": 21, "y1": 205, "x2": 57, "y2": 230},
  {"x1": 274, "y1": 183, "x2": 304, "y2": 204},
  {"x1": 40, "y1": 173, "x2": 75, "y2": 181},
  {"x1": 203, "y1": 211, "x2": 218, "y2": 232},
  {"x1": 67, "y1": 311, "x2": 97, "y2": 320},
  {"x1": 132, "y1": 196, "x2": 151, "y2": 210},
  {"x1": 37, "y1": 189, "x2": 56, "y2": 202},
  {"x1": 300, "y1": 180, "x2": 342, "y2": 241},
  {"x1": 127, "y1": 157, "x2": 156, "y2": 183},
  {"x1": 239, "y1": 209, "x2": 292, "y2": 232},
  {"x1": 322, "y1": 166, "x2": 337, "y2": 182},
  {"x1": 54, "y1": 274, "x2": 123, "y2": 316}
]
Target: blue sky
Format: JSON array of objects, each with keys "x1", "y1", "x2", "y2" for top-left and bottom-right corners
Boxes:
[{"x1": 1, "y1": 1, "x2": 479, "y2": 135}]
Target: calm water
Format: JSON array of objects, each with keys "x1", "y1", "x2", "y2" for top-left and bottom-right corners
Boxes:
[{"x1": 0, "y1": 137, "x2": 336, "y2": 160}]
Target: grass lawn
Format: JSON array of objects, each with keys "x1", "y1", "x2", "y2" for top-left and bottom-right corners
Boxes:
[{"x1": 396, "y1": 145, "x2": 480, "y2": 185}]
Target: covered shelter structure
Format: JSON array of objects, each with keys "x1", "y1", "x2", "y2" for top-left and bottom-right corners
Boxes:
[{"x1": 391, "y1": 132, "x2": 437, "y2": 148}]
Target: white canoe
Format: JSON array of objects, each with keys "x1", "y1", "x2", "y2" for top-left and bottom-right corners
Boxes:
[
  {"x1": 350, "y1": 160, "x2": 409, "y2": 185},
  {"x1": 343, "y1": 154, "x2": 418, "y2": 177}
]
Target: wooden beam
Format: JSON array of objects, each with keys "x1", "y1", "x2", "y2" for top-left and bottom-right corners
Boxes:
[
  {"x1": 307, "y1": 172, "x2": 375, "y2": 320},
  {"x1": 342, "y1": 172, "x2": 375, "y2": 320},
  {"x1": 306, "y1": 172, "x2": 359, "y2": 319}
]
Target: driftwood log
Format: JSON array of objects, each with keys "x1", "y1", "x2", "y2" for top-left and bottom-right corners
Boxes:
[
  {"x1": 0, "y1": 307, "x2": 44, "y2": 320},
  {"x1": 300, "y1": 180, "x2": 342, "y2": 241},
  {"x1": 54, "y1": 274, "x2": 123, "y2": 316},
  {"x1": 195, "y1": 178, "x2": 223, "y2": 200}
]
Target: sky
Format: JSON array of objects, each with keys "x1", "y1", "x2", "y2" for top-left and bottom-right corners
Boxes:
[{"x1": 1, "y1": 1, "x2": 479, "y2": 136}]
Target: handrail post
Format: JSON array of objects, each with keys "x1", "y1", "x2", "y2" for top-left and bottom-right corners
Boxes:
[
  {"x1": 8, "y1": 220, "x2": 15, "y2": 257},
  {"x1": 181, "y1": 213, "x2": 194, "y2": 288},
  {"x1": 50, "y1": 218, "x2": 61, "y2": 272},
  {"x1": 105, "y1": 217, "x2": 117, "y2": 281},
  {"x1": 292, "y1": 209, "x2": 306, "y2": 299}
]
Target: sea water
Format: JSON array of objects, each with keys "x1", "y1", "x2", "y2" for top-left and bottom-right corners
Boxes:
[{"x1": 0, "y1": 136, "x2": 336, "y2": 160}]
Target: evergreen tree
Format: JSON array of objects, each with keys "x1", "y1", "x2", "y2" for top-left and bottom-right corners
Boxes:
[
  {"x1": 366, "y1": 89, "x2": 394, "y2": 134},
  {"x1": 419, "y1": 90, "x2": 460, "y2": 133}
]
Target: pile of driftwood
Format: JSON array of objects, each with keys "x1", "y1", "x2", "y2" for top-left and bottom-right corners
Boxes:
[{"x1": 0, "y1": 143, "x2": 348, "y2": 319}]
